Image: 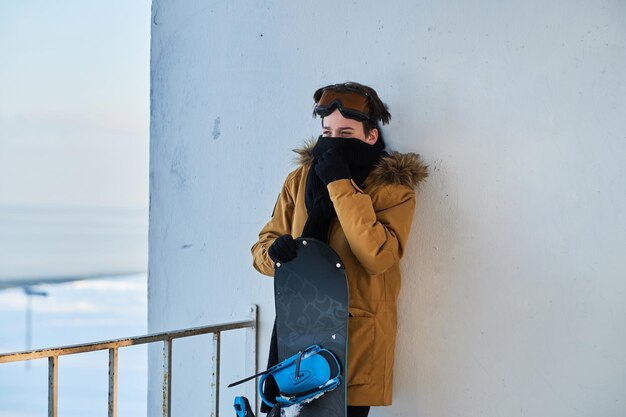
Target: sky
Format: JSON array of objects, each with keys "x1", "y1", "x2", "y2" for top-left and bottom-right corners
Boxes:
[
  {"x1": 0, "y1": 4, "x2": 151, "y2": 415},
  {"x1": 0, "y1": 1, "x2": 151, "y2": 209}
]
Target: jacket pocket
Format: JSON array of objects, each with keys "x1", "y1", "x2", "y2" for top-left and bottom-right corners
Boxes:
[{"x1": 347, "y1": 307, "x2": 375, "y2": 386}]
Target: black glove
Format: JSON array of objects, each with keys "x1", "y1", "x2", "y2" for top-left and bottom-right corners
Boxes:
[
  {"x1": 268, "y1": 234, "x2": 298, "y2": 263},
  {"x1": 314, "y1": 149, "x2": 351, "y2": 185}
]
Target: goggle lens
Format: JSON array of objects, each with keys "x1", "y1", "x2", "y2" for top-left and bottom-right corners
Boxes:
[{"x1": 315, "y1": 89, "x2": 370, "y2": 121}]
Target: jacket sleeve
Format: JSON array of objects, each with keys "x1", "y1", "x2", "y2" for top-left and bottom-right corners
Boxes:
[
  {"x1": 251, "y1": 169, "x2": 299, "y2": 276},
  {"x1": 327, "y1": 179, "x2": 416, "y2": 275}
]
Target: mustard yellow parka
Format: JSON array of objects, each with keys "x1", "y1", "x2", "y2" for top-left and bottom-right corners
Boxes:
[{"x1": 252, "y1": 140, "x2": 428, "y2": 406}]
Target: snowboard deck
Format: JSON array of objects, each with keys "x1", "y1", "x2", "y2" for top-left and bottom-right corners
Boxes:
[{"x1": 274, "y1": 237, "x2": 349, "y2": 417}]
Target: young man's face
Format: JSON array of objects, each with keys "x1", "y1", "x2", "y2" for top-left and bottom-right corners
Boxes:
[{"x1": 322, "y1": 109, "x2": 378, "y2": 145}]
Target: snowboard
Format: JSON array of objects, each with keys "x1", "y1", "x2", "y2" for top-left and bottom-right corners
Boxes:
[{"x1": 273, "y1": 237, "x2": 349, "y2": 417}]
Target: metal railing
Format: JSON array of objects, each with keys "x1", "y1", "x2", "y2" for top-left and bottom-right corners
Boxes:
[{"x1": 0, "y1": 305, "x2": 258, "y2": 417}]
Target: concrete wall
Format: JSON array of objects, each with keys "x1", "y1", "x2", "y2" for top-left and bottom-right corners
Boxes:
[{"x1": 149, "y1": 1, "x2": 626, "y2": 416}]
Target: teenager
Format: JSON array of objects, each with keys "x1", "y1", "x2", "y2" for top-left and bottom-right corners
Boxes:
[{"x1": 252, "y1": 82, "x2": 428, "y2": 416}]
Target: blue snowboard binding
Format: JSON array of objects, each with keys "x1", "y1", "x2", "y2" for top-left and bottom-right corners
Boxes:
[
  {"x1": 229, "y1": 344, "x2": 341, "y2": 413},
  {"x1": 234, "y1": 396, "x2": 254, "y2": 417},
  {"x1": 259, "y1": 344, "x2": 341, "y2": 407}
]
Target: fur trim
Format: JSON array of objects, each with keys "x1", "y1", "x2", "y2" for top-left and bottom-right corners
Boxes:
[
  {"x1": 292, "y1": 137, "x2": 317, "y2": 166},
  {"x1": 292, "y1": 139, "x2": 428, "y2": 189},
  {"x1": 368, "y1": 152, "x2": 429, "y2": 189}
]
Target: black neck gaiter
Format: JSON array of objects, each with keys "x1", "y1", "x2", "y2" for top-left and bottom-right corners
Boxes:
[{"x1": 301, "y1": 136, "x2": 384, "y2": 242}]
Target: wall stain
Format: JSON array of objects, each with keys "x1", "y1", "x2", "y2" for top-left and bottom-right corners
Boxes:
[
  {"x1": 170, "y1": 145, "x2": 187, "y2": 189},
  {"x1": 152, "y1": 0, "x2": 160, "y2": 25},
  {"x1": 212, "y1": 117, "x2": 221, "y2": 140}
]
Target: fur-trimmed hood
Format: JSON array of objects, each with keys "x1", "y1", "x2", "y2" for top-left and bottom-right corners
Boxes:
[{"x1": 293, "y1": 138, "x2": 429, "y2": 189}]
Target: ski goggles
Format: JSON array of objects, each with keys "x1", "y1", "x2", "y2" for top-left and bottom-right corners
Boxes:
[{"x1": 314, "y1": 86, "x2": 370, "y2": 121}]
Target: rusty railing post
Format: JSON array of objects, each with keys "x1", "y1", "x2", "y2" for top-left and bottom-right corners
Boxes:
[
  {"x1": 108, "y1": 347, "x2": 118, "y2": 417},
  {"x1": 163, "y1": 339, "x2": 172, "y2": 417},
  {"x1": 48, "y1": 356, "x2": 58, "y2": 417},
  {"x1": 211, "y1": 332, "x2": 221, "y2": 417}
]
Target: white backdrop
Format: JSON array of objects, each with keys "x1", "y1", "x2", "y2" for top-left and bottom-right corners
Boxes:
[{"x1": 148, "y1": 1, "x2": 626, "y2": 416}]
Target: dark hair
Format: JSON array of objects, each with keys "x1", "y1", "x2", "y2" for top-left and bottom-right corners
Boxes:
[{"x1": 312, "y1": 81, "x2": 391, "y2": 136}]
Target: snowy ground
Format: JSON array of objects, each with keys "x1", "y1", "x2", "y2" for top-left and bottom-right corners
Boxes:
[{"x1": 0, "y1": 274, "x2": 147, "y2": 417}]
